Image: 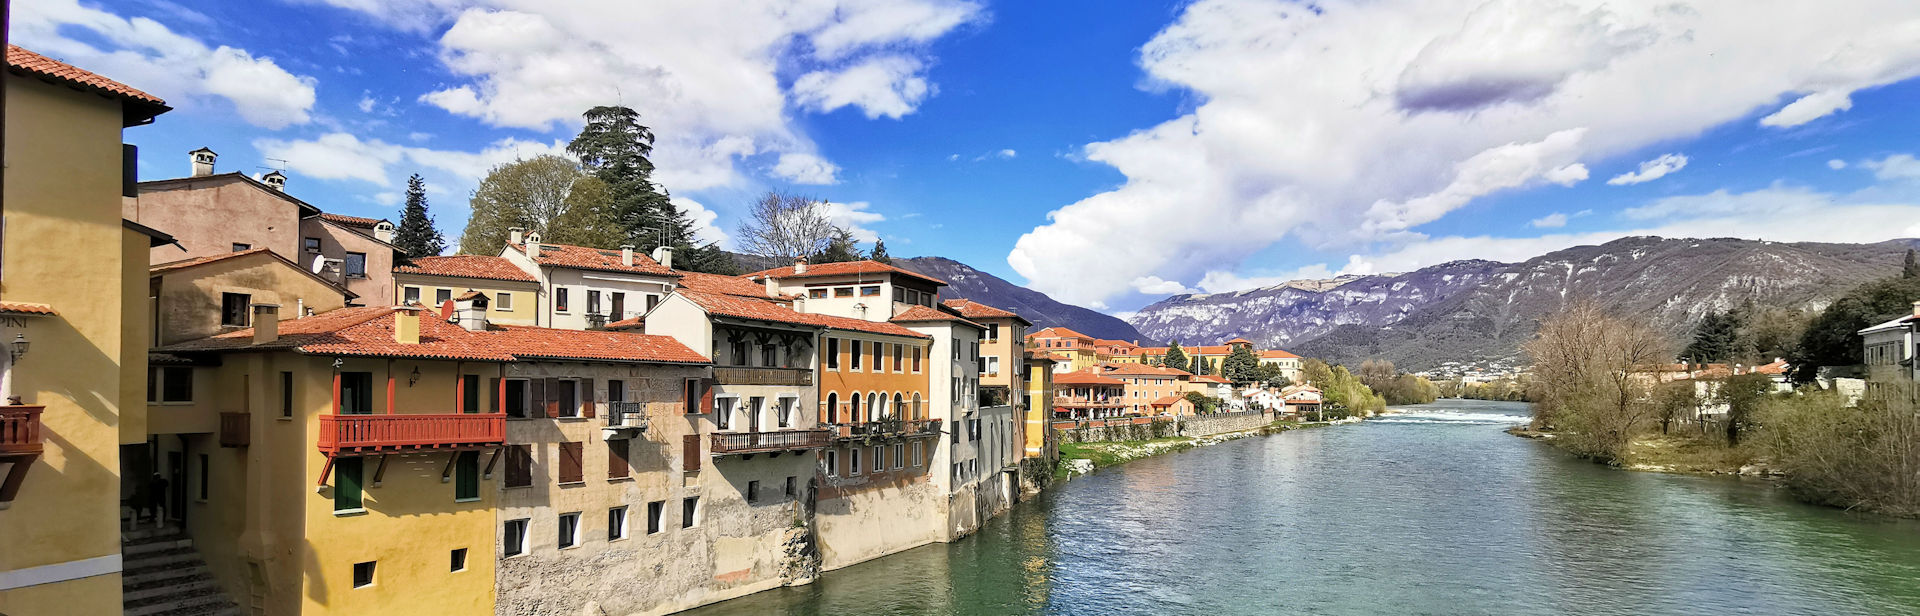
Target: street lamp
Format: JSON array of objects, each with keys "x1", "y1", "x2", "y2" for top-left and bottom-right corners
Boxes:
[{"x1": 9, "y1": 333, "x2": 28, "y2": 361}]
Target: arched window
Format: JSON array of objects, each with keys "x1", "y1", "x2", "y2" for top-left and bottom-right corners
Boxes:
[
  {"x1": 827, "y1": 392, "x2": 840, "y2": 424},
  {"x1": 849, "y1": 393, "x2": 862, "y2": 424},
  {"x1": 867, "y1": 391, "x2": 881, "y2": 422},
  {"x1": 892, "y1": 393, "x2": 905, "y2": 421},
  {"x1": 911, "y1": 393, "x2": 923, "y2": 420}
]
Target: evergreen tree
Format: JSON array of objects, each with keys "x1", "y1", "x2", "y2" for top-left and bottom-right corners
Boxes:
[
  {"x1": 812, "y1": 227, "x2": 863, "y2": 263},
  {"x1": 393, "y1": 174, "x2": 445, "y2": 259},
  {"x1": 1905, "y1": 249, "x2": 1919, "y2": 279},
  {"x1": 869, "y1": 239, "x2": 893, "y2": 264},
  {"x1": 1681, "y1": 311, "x2": 1742, "y2": 362},
  {"x1": 1162, "y1": 342, "x2": 1189, "y2": 374},
  {"x1": 1221, "y1": 344, "x2": 1261, "y2": 384},
  {"x1": 565, "y1": 105, "x2": 737, "y2": 273}
]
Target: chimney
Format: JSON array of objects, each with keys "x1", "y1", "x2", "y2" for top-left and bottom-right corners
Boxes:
[
  {"x1": 251, "y1": 303, "x2": 280, "y2": 345},
  {"x1": 525, "y1": 231, "x2": 541, "y2": 258},
  {"x1": 793, "y1": 256, "x2": 808, "y2": 275},
  {"x1": 262, "y1": 170, "x2": 287, "y2": 191},
  {"x1": 764, "y1": 275, "x2": 780, "y2": 298},
  {"x1": 373, "y1": 221, "x2": 394, "y2": 243},
  {"x1": 509, "y1": 227, "x2": 524, "y2": 246},
  {"x1": 189, "y1": 147, "x2": 217, "y2": 177},
  {"x1": 394, "y1": 306, "x2": 422, "y2": 344},
  {"x1": 621, "y1": 245, "x2": 635, "y2": 267},
  {"x1": 454, "y1": 291, "x2": 491, "y2": 332},
  {"x1": 1912, "y1": 300, "x2": 1920, "y2": 318},
  {"x1": 651, "y1": 246, "x2": 673, "y2": 270}
]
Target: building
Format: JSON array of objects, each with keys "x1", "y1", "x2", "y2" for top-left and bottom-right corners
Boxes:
[
  {"x1": 1, "y1": 44, "x2": 172, "y2": 616},
  {"x1": 392, "y1": 255, "x2": 543, "y2": 326},
  {"x1": 942, "y1": 299, "x2": 1036, "y2": 466},
  {"x1": 1280, "y1": 385, "x2": 1323, "y2": 418},
  {"x1": 1051, "y1": 371, "x2": 1128, "y2": 419},
  {"x1": 1257, "y1": 349, "x2": 1303, "y2": 383},
  {"x1": 148, "y1": 248, "x2": 354, "y2": 346},
  {"x1": 1021, "y1": 350, "x2": 1057, "y2": 461},
  {"x1": 1095, "y1": 363, "x2": 1196, "y2": 416},
  {"x1": 1024, "y1": 327, "x2": 1100, "y2": 372},
  {"x1": 303, "y1": 214, "x2": 400, "y2": 305},
  {"x1": 1859, "y1": 303, "x2": 1919, "y2": 382},
  {"x1": 500, "y1": 230, "x2": 679, "y2": 330},
  {"x1": 1127, "y1": 338, "x2": 1303, "y2": 383},
  {"x1": 1188, "y1": 374, "x2": 1240, "y2": 409}
]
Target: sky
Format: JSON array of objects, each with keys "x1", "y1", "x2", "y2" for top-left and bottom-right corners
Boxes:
[{"x1": 17, "y1": 0, "x2": 1920, "y2": 313}]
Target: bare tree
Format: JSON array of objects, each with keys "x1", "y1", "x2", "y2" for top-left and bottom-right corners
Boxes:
[
  {"x1": 735, "y1": 192, "x2": 839, "y2": 261},
  {"x1": 1524, "y1": 300, "x2": 1672, "y2": 461}
]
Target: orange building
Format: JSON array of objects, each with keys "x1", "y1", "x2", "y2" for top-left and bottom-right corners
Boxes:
[
  {"x1": 1095, "y1": 363, "x2": 1196, "y2": 416},
  {"x1": 1051, "y1": 371, "x2": 1126, "y2": 419}
]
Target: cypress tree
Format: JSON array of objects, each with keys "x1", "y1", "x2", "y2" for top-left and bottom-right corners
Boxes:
[{"x1": 393, "y1": 174, "x2": 445, "y2": 259}]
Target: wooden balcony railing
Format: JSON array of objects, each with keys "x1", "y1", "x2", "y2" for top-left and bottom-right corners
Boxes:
[
  {"x1": 713, "y1": 367, "x2": 812, "y2": 387},
  {"x1": 826, "y1": 418, "x2": 942, "y2": 440},
  {"x1": 0, "y1": 405, "x2": 44, "y2": 457},
  {"x1": 318, "y1": 413, "x2": 506, "y2": 454},
  {"x1": 219, "y1": 412, "x2": 250, "y2": 448},
  {"x1": 710, "y1": 429, "x2": 831, "y2": 455}
]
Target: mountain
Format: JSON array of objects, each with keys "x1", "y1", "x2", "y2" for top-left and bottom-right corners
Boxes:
[
  {"x1": 1127, "y1": 236, "x2": 1920, "y2": 371},
  {"x1": 894, "y1": 256, "x2": 1150, "y2": 342}
]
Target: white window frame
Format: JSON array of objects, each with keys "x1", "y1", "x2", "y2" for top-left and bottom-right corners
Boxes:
[
  {"x1": 608, "y1": 506, "x2": 628, "y2": 541},
  {"x1": 714, "y1": 395, "x2": 739, "y2": 430},
  {"x1": 849, "y1": 447, "x2": 862, "y2": 476},
  {"x1": 503, "y1": 519, "x2": 529, "y2": 558},
  {"x1": 497, "y1": 292, "x2": 514, "y2": 311},
  {"x1": 558, "y1": 512, "x2": 581, "y2": 549},
  {"x1": 776, "y1": 394, "x2": 797, "y2": 428}
]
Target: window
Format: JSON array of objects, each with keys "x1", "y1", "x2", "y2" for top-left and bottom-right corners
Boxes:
[
  {"x1": 912, "y1": 442, "x2": 924, "y2": 466},
  {"x1": 646, "y1": 294, "x2": 660, "y2": 311},
  {"x1": 872, "y1": 343, "x2": 884, "y2": 372},
  {"x1": 894, "y1": 444, "x2": 905, "y2": 469},
  {"x1": 339, "y1": 372, "x2": 373, "y2": 414},
  {"x1": 555, "y1": 287, "x2": 570, "y2": 312},
  {"x1": 986, "y1": 356, "x2": 1001, "y2": 376},
  {"x1": 872, "y1": 445, "x2": 883, "y2": 473},
  {"x1": 682, "y1": 497, "x2": 699, "y2": 528},
  {"x1": 610, "y1": 292, "x2": 625, "y2": 320},
  {"x1": 648, "y1": 501, "x2": 665, "y2": 534},
  {"x1": 221, "y1": 293, "x2": 250, "y2": 327},
  {"x1": 894, "y1": 345, "x2": 903, "y2": 372},
  {"x1": 777, "y1": 397, "x2": 793, "y2": 428},
  {"x1": 450, "y1": 548, "x2": 467, "y2": 572},
  {"x1": 860, "y1": 285, "x2": 881, "y2": 296},
  {"x1": 436, "y1": 288, "x2": 453, "y2": 305},
  {"x1": 587, "y1": 290, "x2": 601, "y2": 315},
  {"x1": 608, "y1": 436, "x2": 629, "y2": 480},
  {"x1": 232, "y1": 242, "x2": 251, "y2": 252},
  {"x1": 497, "y1": 292, "x2": 513, "y2": 311},
  {"x1": 455, "y1": 451, "x2": 479, "y2": 501},
  {"x1": 278, "y1": 371, "x2": 294, "y2": 418},
  {"x1": 461, "y1": 375, "x2": 480, "y2": 413},
  {"x1": 344, "y1": 252, "x2": 367, "y2": 278},
  {"x1": 714, "y1": 397, "x2": 734, "y2": 430},
  {"x1": 825, "y1": 449, "x2": 840, "y2": 477},
  {"x1": 849, "y1": 447, "x2": 862, "y2": 476},
  {"x1": 785, "y1": 476, "x2": 797, "y2": 498},
  {"x1": 334, "y1": 457, "x2": 363, "y2": 512},
  {"x1": 304, "y1": 237, "x2": 321, "y2": 254},
  {"x1": 556, "y1": 380, "x2": 580, "y2": 418},
  {"x1": 825, "y1": 338, "x2": 840, "y2": 370},
  {"x1": 747, "y1": 480, "x2": 760, "y2": 504},
  {"x1": 403, "y1": 286, "x2": 421, "y2": 304},
  {"x1": 912, "y1": 347, "x2": 922, "y2": 372},
  {"x1": 558, "y1": 512, "x2": 581, "y2": 549},
  {"x1": 558, "y1": 442, "x2": 584, "y2": 484},
  {"x1": 608, "y1": 507, "x2": 628, "y2": 541},
  {"x1": 761, "y1": 343, "x2": 778, "y2": 367},
  {"x1": 834, "y1": 287, "x2": 854, "y2": 298},
  {"x1": 731, "y1": 338, "x2": 750, "y2": 367},
  {"x1": 809, "y1": 288, "x2": 828, "y2": 299},
  {"x1": 851, "y1": 341, "x2": 863, "y2": 370},
  {"x1": 504, "y1": 445, "x2": 532, "y2": 488},
  {"x1": 198, "y1": 454, "x2": 209, "y2": 500},
  {"x1": 825, "y1": 393, "x2": 839, "y2": 424},
  {"x1": 987, "y1": 324, "x2": 1000, "y2": 341},
  {"x1": 353, "y1": 561, "x2": 375, "y2": 588},
  {"x1": 504, "y1": 519, "x2": 529, "y2": 557},
  {"x1": 505, "y1": 379, "x2": 529, "y2": 417}
]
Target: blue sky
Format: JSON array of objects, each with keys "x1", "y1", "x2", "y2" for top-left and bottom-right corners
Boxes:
[{"x1": 18, "y1": 0, "x2": 1920, "y2": 313}]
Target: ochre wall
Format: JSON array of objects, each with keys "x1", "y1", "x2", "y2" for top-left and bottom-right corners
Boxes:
[
  {"x1": 817, "y1": 333, "x2": 930, "y2": 423},
  {"x1": 392, "y1": 275, "x2": 539, "y2": 326},
  {"x1": 155, "y1": 253, "x2": 350, "y2": 345}
]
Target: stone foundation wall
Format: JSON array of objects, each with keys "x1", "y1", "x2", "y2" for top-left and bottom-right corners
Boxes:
[
  {"x1": 1055, "y1": 411, "x2": 1273, "y2": 443},
  {"x1": 1177, "y1": 410, "x2": 1273, "y2": 438}
]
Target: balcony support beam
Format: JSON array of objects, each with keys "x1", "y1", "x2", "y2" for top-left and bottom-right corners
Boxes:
[
  {"x1": 440, "y1": 452, "x2": 457, "y2": 483},
  {"x1": 314, "y1": 456, "x2": 335, "y2": 489},
  {"x1": 371, "y1": 454, "x2": 390, "y2": 487},
  {"x1": 483, "y1": 446, "x2": 501, "y2": 479}
]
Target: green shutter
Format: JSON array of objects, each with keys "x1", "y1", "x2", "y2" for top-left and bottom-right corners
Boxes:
[
  {"x1": 455, "y1": 452, "x2": 479, "y2": 500},
  {"x1": 335, "y1": 457, "x2": 363, "y2": 511}
]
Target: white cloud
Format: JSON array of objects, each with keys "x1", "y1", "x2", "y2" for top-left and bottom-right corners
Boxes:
[
  {"x1": 372, "y1": 192, "x2": 402, "y2": 207},
  {"x1": 14, "y1": 0, "x2": 318, "y2": 129},
  {"x1": 1865, "y1": 154, "x2": 1920, "y2": 181},
  {"x1": 771, "y1": 153, "x2": 841, "y2": 185},
  {"x1": 792, "y1": 55, "x2": 932, "y2": 119},
  {"x1": 1009, "y1": 0, "x2": 1920, "y2": 306},
  {"x1": 253, "y1": 132, "x2": 569, "y2": 187},
  {"x1": 1530, "y1": 212, "x2": 1568, "y2": 228},
  {"x1": 358, "y1": 95, "x2": 377, "y2": 113},
  {"x1": 821, "y1": 201, "x2": 887, "y2": 242},
  {"x1": 998, "y1": 149, "x2": 1017, "y2": 159},
  {"x1": 672, "y1": 197, "x2": 731, "y2": 247},
  {"x1": 1829, "y1": 159, "x2": 1848, "y2": 170},
  {"x1": 1607, "y1": 153, "x2": 1689, "y2": 185},
  {"x1": 1130, "y1": 276, "x2": 1197, "y2": 295},
  {"x1": 1760, "y1": 90, "x2": 1853, "y2": 128}
]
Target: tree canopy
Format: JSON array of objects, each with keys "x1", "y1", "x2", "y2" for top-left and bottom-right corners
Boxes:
[
  {"x1": 1789, "y1": 274, "x2": 1920, "y2": 382},
  {"x1": 1162, "y1": 342, "x2": 1189, "y2": 374},
  {"x1": 458, "y1": 155, "x2": 585, "y2": 256},
  {"x1": 565, "y1": 105, "x2": 736, "y2": 273},
  {"x1": 1221, "y1": 344, "x2": 1261, "y2": 384},
  {"x1": 392, "y1": 173, "x2": 445, "y2": 259}
]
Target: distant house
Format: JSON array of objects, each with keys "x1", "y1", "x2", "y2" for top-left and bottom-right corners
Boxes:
[{"x1": 1858, "y1": 302, "x2": 1920, "y2": 382}]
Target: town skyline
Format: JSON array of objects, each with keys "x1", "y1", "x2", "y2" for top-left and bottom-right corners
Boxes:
[{"x1": 16, "y1": 0, "x2": 1920, "y2": 314}]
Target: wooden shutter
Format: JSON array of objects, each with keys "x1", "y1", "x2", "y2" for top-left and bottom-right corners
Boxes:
[
  {"x1": 488, "y1": 378, "x2": 500, "y2": 413},
  {"x1": 580, "y1": 378, "x2": 596, "y2": 418},
  {"x1": 544, "y1": 378, "x2": 562, "y2": 418},
  {"x1": 680, "y1": 378, "x2": 695, "y2": 415},
  {"x1": 608, "y1": 439, "x2": 629, "y2": 479},
  {"x1": 682, "y1": 434, "x2": 702, "y2": 472},
  {"x1": 559, "y1": 442, "x2": 583, "y2": 484},
  {"x1": 504, "y1": 445, "x2": 532, "y2": 488},
  {"x1": 699, "y1": 379, "x2": 715, "y2": 415},
  {"x1": 529, "y1": 378, "x2": 548, "y2": 419}
]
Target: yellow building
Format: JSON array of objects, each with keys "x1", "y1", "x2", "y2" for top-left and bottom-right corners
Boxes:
[
  {"x1": 392, "y1": 256, "x2": 542, "y2": 326},
  {"x1": 1021, "y1": 350, "x2": 1055, "y2": 460},
  {"x1": 0, "y1": 45, "x2": 172, "y2": 616},
  {"x1": 1025, "y1": 327, "x2": 1100, "y2": 372}
]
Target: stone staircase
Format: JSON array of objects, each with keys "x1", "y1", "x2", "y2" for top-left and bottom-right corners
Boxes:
[{"x1": 121, "y1": 526, "x2": 244, "y2": 616}]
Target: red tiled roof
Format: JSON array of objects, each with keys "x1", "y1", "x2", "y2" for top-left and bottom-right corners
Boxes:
[
  {"x1": 677, "y1": 290, "x2": 929, "y2": 339},
  {"x1": 1028, "y1": 326, "x2": 1092, "y2": 341},
  {"x1": 1259, "y1": 349, "x2": 1300, "y2": 359},
  {"x1": 319, "y1": 213, "x2": 385, "y2": 228},
  {"x1": 890, "y1": 305, "x2": 985, "y2": 330},
  {"x1": 1053, "y1": 370, "x2": 1125, "y2": 386},
  {"x1": 484, "y1": 326, "x2": 708, "y2": 365},
  {"x1": 394, "y1": 255, "x2": 537, "y2": 283},
  {"x1": 604, "y1": 316, "x2": 646, "y2": 331},
  {"x1": 1225, "y1": 338, "x2": 1253, "y2": 345},
  {"x1": 748, "y1": 260, "x2": 947, "y2": 286},
  {"x1": 1151, "y1": 395, "x2": 1187, "y2": 407},
  {"x1": 7, "y1": 45, "x2": 169, "y2": 121},
  {"x1": 1190, "y1": 375, "x2": 1231, "y2": 384},
  {"x1": 1752, "y1": 360, "x2": 1789, "y2": 375},
  {"x1": 676, "y1": 271, "x2": 786, "y2": 299},
  {"x1": 508, "y1": 242, "x2": 679, "y2": 277},
  {"x1": 0, "y1": 302, "x2": 58, "y2": 316},
  {"x1": 941, "y1": 299, "x2": 1028, "y2": 324}
]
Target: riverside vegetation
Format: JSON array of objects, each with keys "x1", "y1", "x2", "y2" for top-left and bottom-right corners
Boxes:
[{"x1": 1523, "y1": 283, "x2": 1920, "y2": 517}]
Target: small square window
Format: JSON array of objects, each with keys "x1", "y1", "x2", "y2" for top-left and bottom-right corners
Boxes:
[
  {"x1": 450, "y1": 548, "x2": 467, "y2": 572},
  {"x1": 435, "y1": 288, "x2": 452, "y2": 305},
  {"x1": 608, "y1": 506, "x2": 628, "y2": 541},
  {"x1": 304, "y1": 237, "x2": 322, "y2": 253},
  {"x1": 221, "y1": 293, "x2": 251, "y2": 327},
  {"x1": 503, "y1": 519, "x2": 529, "y2": 557},
  {"x1": 497, "y1": 292, "x2": 513, "y2": 310},
  {"x1": 403, "y1": 286, "x2": 421, "y2": 305},
  {"x1": 344, "y1": 252, "x2": 367, "y2": 278},
  {"x1": 558, "y1": 512, "x2": 580, "y2": 549},
  {"x1": 353, "y1": 561, "x2": 376, "y2": 588},
  {"x1": 232, "y1": 243, "x2": 251, "y2": 252}
]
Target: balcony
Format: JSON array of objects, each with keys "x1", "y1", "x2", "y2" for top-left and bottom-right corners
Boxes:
[
  {"x1": 710, "y1": 429, "x2": 831, "y2": 456},
  {"x1": 713, "y1": 366, "x2": 812, "y2": 387},
  {"x1": 219, "y1": 412, "x2": 249, "y2": 448},
  {"x1": 318, "y1": 413, "x2": 506, "y2": 455},
  {"x1": 0, "y1": 405, "x2": 44, "y2": 506},
  {"x1": 602, "y1": 401, "x2": 649, "y2": 440},
  {"x1": 827, "y1": 418, "x2": 943, "y2": 441}
]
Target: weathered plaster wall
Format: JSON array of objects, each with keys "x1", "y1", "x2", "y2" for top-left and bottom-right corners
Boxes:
[
  {"x1": 133, "y1": 176, "x2": 303, "y2": 265},
  {"x1": 813, "y1": 440, "x2": 942, "y2": 571},
  {"x1": 154, "y1": 253, "x2": 349, "y2": 345}
]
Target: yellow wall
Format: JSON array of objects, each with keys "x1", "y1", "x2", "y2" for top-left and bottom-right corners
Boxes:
[
  {"x1": 1022, "y1": 359, "x2": 1053, "y2": 458},
  {"x1": 122, "y1": 228, "x2": 152, "y2": 444},
  {"x1": 394, "y1": 275, "x2": 539, "y2": 326},
  {"x1": 0, "y1": 71, "x2": 134, "y2": 616},
  {"x1": 818, "y1": 334, "x2": 930, "y2": 422}
]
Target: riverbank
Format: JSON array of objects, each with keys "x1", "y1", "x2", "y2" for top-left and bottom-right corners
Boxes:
[
  {"x1": 1056, "y1": 419, "x2": 1352, "y2": 480},
  {"x1": 1507, "y1": 426, "x2": 1779, "y2": 477}
]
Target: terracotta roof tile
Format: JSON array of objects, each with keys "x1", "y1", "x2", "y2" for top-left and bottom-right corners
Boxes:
[
  {"x1": 941, "y1": 299, "x2": 1028, "y2": 324},
  {"x1": 1190, "y1": 375, "x2": 1231, "y2": 384},
  {"x1": 159, "y1": 306, "x2": 710, "y2": 365},
  {"x1": 484, "y1": 326, "x2": 708, "y2": 364},
  {"x1": 1028, "y1": 326, "x2": 1092, "y2": 340},
  {"x1": 319, "y1": 213, "x2": 385, "y2": 228},
  {"x1": 889, "y1": 304, "x2": 985, "y2": 330},
  {"x1": 1150, "y1": 395, "x2": 1187, "y2": 407},
  {"x1": 1259, "y1": 349, "x2": 1300, "y2": 359},
  {"x1": 1053, "y1": 370, "x2": 1125, "y2": 386},
  {"x1": 678, "y1": 290, "x2": 929, "y2": 339},
  {"x1": 0, "y1": 301, "x2": 58, "y2": 316},
  {"x1": 509, "y1": 242, "x2": 678, "y2": 277},
  {"x1": 675, "y1": 271, "x2": 786, "y2": 299},
  {"x1": 7, "y1": 45, "x2": 167, "y2": 107},
  {"x1": 748, "y1": 260, "x2": 946, "y2": 286},
  {"x1": 1098, "y1": 363, "x2": 1190, "y2": 377},
  {"x1": 394, "y1": 255, "x2": 538, "y2": 283}
]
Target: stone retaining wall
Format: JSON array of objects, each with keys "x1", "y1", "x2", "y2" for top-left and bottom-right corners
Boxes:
[{"x1": 1053, "y1": 410, "x2": 1274, "y2": 444}]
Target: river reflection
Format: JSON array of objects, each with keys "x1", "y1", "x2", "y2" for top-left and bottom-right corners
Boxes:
[{"x1": 685, "y1": 400, "x2": 1920, "y2": 616}]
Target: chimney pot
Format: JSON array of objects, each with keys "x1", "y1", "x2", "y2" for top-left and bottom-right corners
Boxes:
[
  {"x1": 251, "y1": 303, "x2": 281, "y2": 345},
  {"x1": 453, "y1": 291, "x2": 491, "y2": 332},
  {"x1": 1911, "y1": 300, "x2": 1920, "y2": 318},
  {"x1": 621, "y1": 245, "x2": 635, "y2": 267},
  {"x1": 189, "y1": 147, "x2": 217, "y2": 177},
  {"x1": 525, "y1": 231, "x2": 541, "y2": 258},
  {"x1": 764, "y1": 275, "x2": 780, "y2": 298},
  {"x1": 651, "y1": 246, "x2": 673, "y2": 270},
  {"x1": 509, "y1": 227, "x2": 524, "y2": 246},
  {"x1": 262, "y1": 170, "x2": 286, "y2": 191}
]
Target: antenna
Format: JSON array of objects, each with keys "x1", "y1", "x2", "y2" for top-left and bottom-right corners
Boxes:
[{"x1": 262, "y1": 157, "x2": 288, "y2": 171}]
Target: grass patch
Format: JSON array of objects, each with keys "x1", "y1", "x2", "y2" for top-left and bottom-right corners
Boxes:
[{"x1": 1621, "y1": 432, "x2": 1757, "y2": 474}]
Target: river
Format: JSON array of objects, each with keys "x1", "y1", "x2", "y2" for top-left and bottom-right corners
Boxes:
[{"x1": 685, "y1": 399, "x2": 1920, "y2": 615}]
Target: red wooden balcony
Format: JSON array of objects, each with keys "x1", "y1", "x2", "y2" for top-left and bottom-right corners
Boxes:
[
  {"x1": 318, "y1": 413, "x2": 506, "y2": 455},
  {"x1": 0, "y1": 405, "x2": 44, "y2": 506},
  {"x1": 710, "y1": 429, "x2": 830, "y2": 456}
]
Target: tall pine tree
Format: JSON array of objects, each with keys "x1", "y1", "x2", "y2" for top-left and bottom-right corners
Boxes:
[
  {"x1": 869, "y1": 239, "x2": 893, "y2": 264},
  {"x1": 393, "y1": 174, "x2": 445, "y2": 259},
  {"x1": 566, "y1": 105, "x2": 737, "y2": 273},
  {"x1": 1162, "y1": 342, "x2": 1189, "y2": 374}
]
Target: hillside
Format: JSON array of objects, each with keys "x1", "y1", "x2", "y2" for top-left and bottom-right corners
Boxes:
[
  {"x1": 894, "y1": 257, "x2": 1150, "y2": 342},
  {"x1": 1127, "y1": 236, "x2": 1920, "y2": 371}
]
